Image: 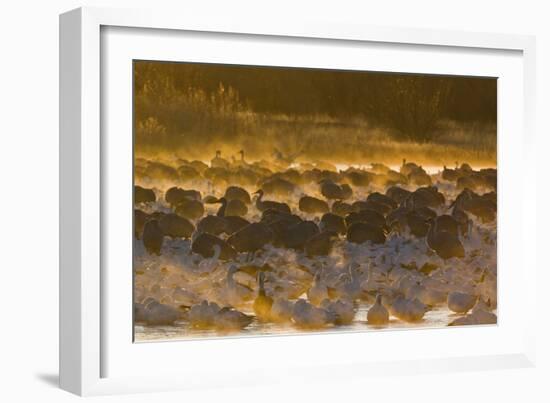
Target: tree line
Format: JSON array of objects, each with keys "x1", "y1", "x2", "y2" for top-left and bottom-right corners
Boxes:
[{"x1": 134, "y1": 60, "x2": 496, "y2": 143}]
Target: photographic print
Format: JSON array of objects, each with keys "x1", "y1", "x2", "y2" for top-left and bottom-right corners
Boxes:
[{"x1": 133, "y1": 61, "x2": 497, "y2": 341}]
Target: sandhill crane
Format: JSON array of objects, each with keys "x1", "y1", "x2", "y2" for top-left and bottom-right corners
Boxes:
[
  {"x1": 347, "y1": 222, "x2": 386, "y2": 244},
  {"x1": 215, "y1": 197, "x2": 248, "y2": 217},
  {"x1": 134, "y1": 185, "x2": 156, "y2": 204},
  {"x1": 320, "y1": 213, "x2": 347, "y2": 235},
  {"x1": 299, "y1": 195, "x2": 329, "y2": 214},
  {"x1": 191, "y1": 232, "x2": 237, "y2": 261},
  {"x1": 210, "y1": 150, "x2": 230, "y2": 169},
  {"x1": 224, "y1": 186, "x2": 251, "y2": 204},
  {"x1": 254, "y1": 189, "x2": 291, "y2": 214},
  {"x1": 426, "y1": 218, "x2": 465, "y2": 259},
  {"x1": 158, "y1": 213, "x2": 195, "y2": 238},
  {"x1": 227, "y1": 222, "x2": 274, "y2": 253},
  {"x1": 142, "y1": 220, "x2": 164, "y2": 255}
]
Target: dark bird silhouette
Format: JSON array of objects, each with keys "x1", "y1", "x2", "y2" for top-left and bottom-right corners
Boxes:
[
  {"x1": 305, "y1": 231, "x2": 338, "y2": 257},
  {"x1": 224, "y1": 186, "x2": 251, "y2": 204},
  {"x1": 345, "y1": 209, "x2": 386, "y2": 230},
  {"x1": 319, "y1": 179, "x2": 352, "y2": 200},
  {"x1": 134, "y1": 185, "x2": 156, "y2": 204},
  {"x1": 330, "y1": 200, "x2": 354, "y2": 216},
  {"x1": 400, "y1": 159, "x2": 421, "y2": 176},
  {"x1": 385, "y1": 170, "x2": 408, "y2": 185},
  {"x1": 216, "y1": 197, "x2": 248, "y2": 217},
  {"x1": 223, "y1": 216, "x2": 251, "y2": 235},
  {"x1": 283, "y1": 220, "x2": 319, "y2": 250},
  {"x1": 403, "y1": 211, "x2": 428, "y2": 237},
  {"x1": 451, "y1": 206, "x2": 471, "y2": 236},
  {"x1": 442, "y1": 165, "x2": 460, "y2": 182},
  {"x1": 260, "y1": 210, "x2": 303, "y2": 247},
  {"x1": 408, "y1": 169, "x2": 432, "y2": 186},
  {"x1": 353, "y1": 199, "x2": 393, "y2": 216},
  {"x1": 165, "y1": 186, "x2": 201, "y2": 206},
  {"x1": 344, "y1": 170, "x2": 372, "y2": 187},
  {"x1": 451, "y1": 188, "x2": 496, "y2": 223},
  {"x1": 426, "y1": 219, "x2": 465, "y2": 260},
  {"x1": 197, "y1": 215, "x2": 228, "y2": 236},
  {"x1": 403, "y1": 186, "x2": 445, "y2": 210},
  {"x1": 432, "y1": 215, "x2": 460, "y2": 237},
  {"x1": 191, "y1": 233, "x2": 237, "y2": 260},
  {"x1": 260, "y1": 177, "x2": 296, "y2": 196},
  {"x1": 347, "y1": 222, "x2": 386, "y2": 244},
  {"x1": 254, "y1": 190, "x2": 291, "y2": 214},
  {"x1": 142, "y1": 220, "x2": 164, "y2": 255},
  {"x1": 320, "y1": 213, "x2": 347, "y2": 235},
  {"x1": 367, "y1": 192, "x2": 398, "y2": 210},
  {"x1": 175, "y1": 198, "x2": 205, "y2": 221},
  {"x1": 158, "y1": 213, "x2": 195, "y2": 238},
  {"x1": 386, "y1": 186, "x2": 411, "y2": 205},
  {"x1": 227, "y1": 223, "x2": 274, "y2": 253},
  {"x1": 299, "y1": 196, "x2": 329, "y2": 214},
  {"x1": 134, "y1": 209, "x2": 149, "y2": 239}
]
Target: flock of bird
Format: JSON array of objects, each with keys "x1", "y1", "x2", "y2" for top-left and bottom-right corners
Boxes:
[{"x1": 133, "y1": 150, "x2": 497, "y2": 336}]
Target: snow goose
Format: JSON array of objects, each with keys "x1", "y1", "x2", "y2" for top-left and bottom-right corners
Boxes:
[
  {"x1": 447, "y1": 291, "x2": 477, "y2": 314},
  {"x1": 253, "y1": 272, "x2": 273, "y2": 322},
  {"x1": 220, "y1": 265, "x2": 255, "y2": 308},
  {"x1": 292, "y1": 299, "x2": 334, "y2": 329},
  {"x1": 367, "y1": 294, "x2": 389, "y2": 325},
  {"x1": 188, "y1": 300, "x2": 221, "y2": 329},
  {"x1": 307, "y1": 272, "x2": 329, "y2": 306},
  {"x1": 135, "y1": 299, "x2": 180, "y2": 326},
  {"x1": 390, "y1": 295, "x2": 427, "y2": 323},
  {"x1": 270, "y1": 299, "x2": 294, "y2": 323},
  {"x1": 449, "y1": 298, "x2": 497, "y2": 326},
  {"x1": 321, "y1": 299, "x2": 356, "y2": 325},
  {"x1": 214, "y1": 307, "x2": 254, "y2": 331}
]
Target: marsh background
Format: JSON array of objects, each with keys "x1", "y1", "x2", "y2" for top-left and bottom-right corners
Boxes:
[{"x1": 134, "y1": 61, "x2": 496, "y2": 167}]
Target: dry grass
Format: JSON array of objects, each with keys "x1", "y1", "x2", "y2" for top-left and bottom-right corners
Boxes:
[{"x1": 135, "y1": 83, "x2": 496, "y2": 167}]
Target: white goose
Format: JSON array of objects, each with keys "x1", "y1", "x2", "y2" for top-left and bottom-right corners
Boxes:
[
  {"x1": 214, "y1": 307, "x2": 254, "y2": 330},
  {"x1": 449, "y1": 298, "x2": 497, "y2": 326},
  {"x1": 188, "y1": 300, "x2": 221, "y2": 329},
  {"x1": 367, "y1": 294, "x2": 389, "y2": 325},
  {"x1": 135, "y1": 298, "x2": 180, "y2": 326},
  {"x1": 332, "y1": 265, "x2": 362, "y2": 301},
  {"x1": 292, "y1": 299, "x2": 334, "y2": 328},
  {"x1": 405, "y1": 280, "x2": 447, "y2": 306},
  {"x1": 470, "y1": 298, "x2": 497, "y2": 324},
  {"x1": 270, "y1": 298, "x2": 294, "y2": 323},
  {"x1": 307, "y1": 272, "x2": 329, "y2": 306},
  {"x1": 390, "y1": 295, "x2": 427, "y2": 323},
  {"x1": 219, "y1": 265, "x2": 255, "y2": 308},
  {"x1": 321, "y1": 299, "x2": 356, "y2": 325},
  {"x1": 447, "y1": 291, "x2": 477, "y2": 314}
]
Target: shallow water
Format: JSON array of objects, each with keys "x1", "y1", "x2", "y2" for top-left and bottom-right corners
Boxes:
[
  {"x1": 135, "y1": 305, "x2": 476, "y2": 342},
  {"x1": 134, "y1": 162, "x2": 497, "y2": 342}
]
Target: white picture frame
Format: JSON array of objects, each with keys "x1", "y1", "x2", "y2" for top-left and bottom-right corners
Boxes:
[{"x1": 59, "y1": 6, "x2": 537, "y2": 396}]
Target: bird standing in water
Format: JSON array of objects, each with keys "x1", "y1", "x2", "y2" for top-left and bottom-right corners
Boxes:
[
  {"x1": 253, "y1": 272, "x2": 273, "y2": 322},
  {"x1": 367, "y1": 294, "x2": 389, "y2": 325}
]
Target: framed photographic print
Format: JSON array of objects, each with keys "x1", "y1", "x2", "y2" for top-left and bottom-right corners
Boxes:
[{"x1": 60, "y1": 6, "x2": 537, "y2": 396}]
